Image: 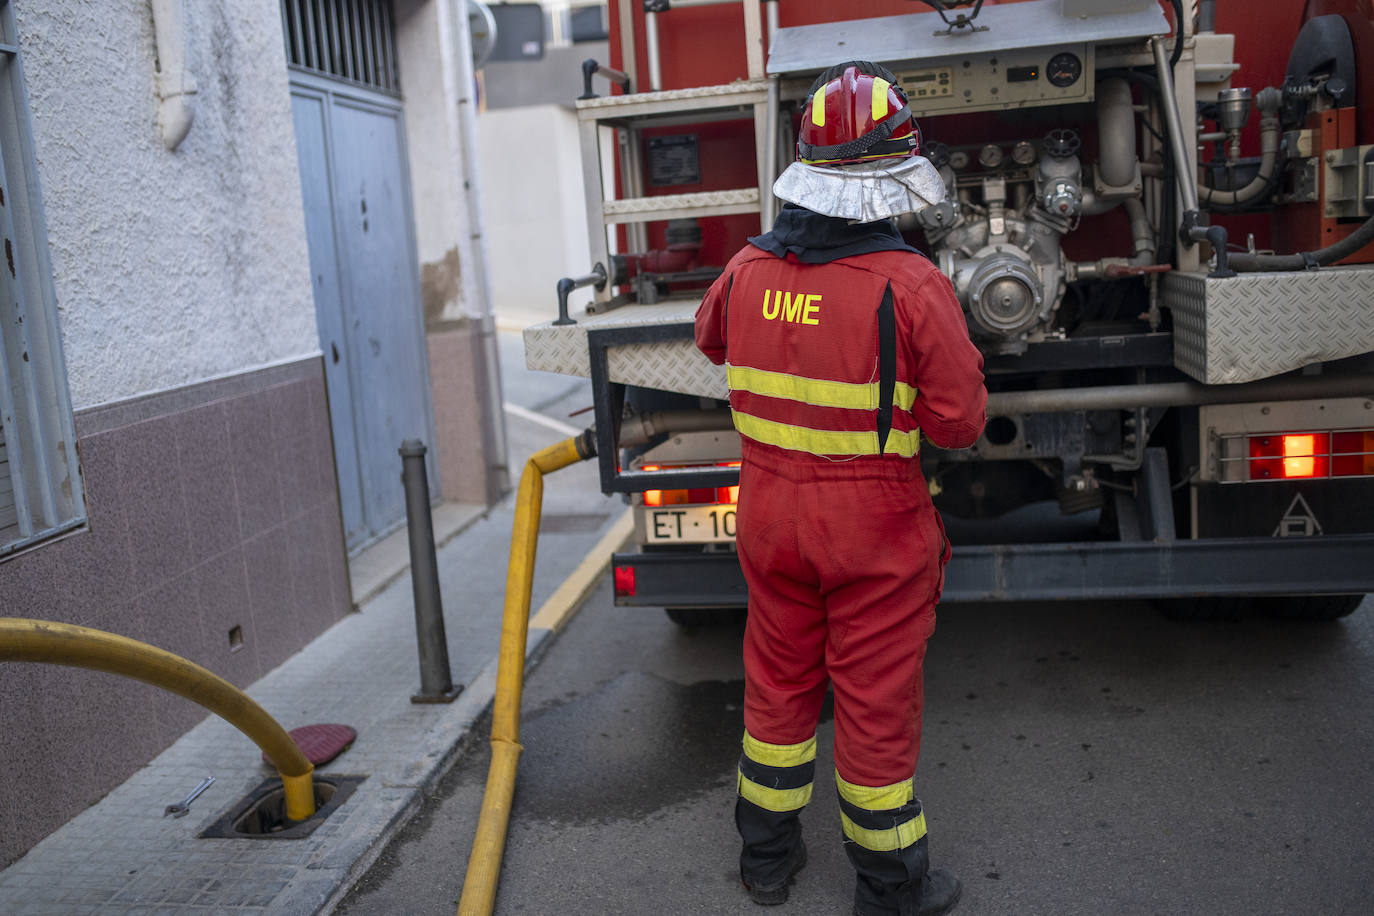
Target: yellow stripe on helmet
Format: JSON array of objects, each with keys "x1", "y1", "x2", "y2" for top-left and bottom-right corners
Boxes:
[
  {"x1": 811, "y1": 86, "x2": 827, "y2": 127},
  {"x1": 872, "y1": 77, "x2": 891, "y2": 121}
]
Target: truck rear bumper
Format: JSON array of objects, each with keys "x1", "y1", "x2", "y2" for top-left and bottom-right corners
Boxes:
[{"x1": 613, "y1": 534, "x2": 1374, "y2": 605}]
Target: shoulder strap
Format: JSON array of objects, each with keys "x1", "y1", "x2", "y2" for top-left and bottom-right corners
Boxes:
[{"x1": 876, "y1": 281, "x2": 895, "y2": 454}]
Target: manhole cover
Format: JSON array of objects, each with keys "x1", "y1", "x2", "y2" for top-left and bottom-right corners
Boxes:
[{"x1": 262, "y1": 724, "x2": 356, "y2": 766}]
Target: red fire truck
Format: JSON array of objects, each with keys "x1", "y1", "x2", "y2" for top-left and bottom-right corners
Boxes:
[{"x1": 523, "y1": 0, "x2": 1374, "y2": 622}]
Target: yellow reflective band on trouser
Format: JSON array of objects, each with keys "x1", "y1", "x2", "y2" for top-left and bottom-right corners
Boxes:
[
  {"x1": 811, "y1": 87, "x2": 827, "y2": 126},
  {"x1": 742, "y1": 731, "x2": 817, "y2": 769},
  {"x1": 841, "y1": 808, "x2": 928, "y2": 852},
  {"x1": 727, "y1": 364, "x2": 917, "y2": 412},
  {"x1": 835, "y1": 774, "x2": 915, "y2": 811},
  {"x1": 872, "y1": 77, "x2": 891, "y2": 121},
  {"x1": 737, "y1": 771, "x2": 814, "y2": 812},
  {"x1": 731, "y1": 411, "x2": 922, "y2": 458}
]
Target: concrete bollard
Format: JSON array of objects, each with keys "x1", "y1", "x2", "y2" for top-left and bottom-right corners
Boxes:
[{"x1": 399, "y1": 440, "x2": 463, "y2": 704}]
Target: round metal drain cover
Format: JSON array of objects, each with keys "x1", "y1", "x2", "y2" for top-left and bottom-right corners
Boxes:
[{"x1": 262, "y1": 723, "x2": 356, "y2": 766}]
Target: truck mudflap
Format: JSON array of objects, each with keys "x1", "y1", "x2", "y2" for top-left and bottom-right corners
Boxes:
[{"x1": 612, "y1": 534, "x2": 1374, "y2": 605}]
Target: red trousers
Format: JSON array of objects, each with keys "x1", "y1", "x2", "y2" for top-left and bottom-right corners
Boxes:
[{"x1": 736, "y1": 440, "x2": 948, "y2": 787}]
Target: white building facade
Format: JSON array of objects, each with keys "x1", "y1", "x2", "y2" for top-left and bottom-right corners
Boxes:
[{"x1": 0, "y1": 0, "x2": 503, "y2": 867}]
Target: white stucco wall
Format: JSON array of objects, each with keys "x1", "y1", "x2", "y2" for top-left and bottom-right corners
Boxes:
[
  {"x1": 15, "y1": 0, "x2": 317, "y2": 408},
  {"x1": 477, "y1": 104, "x2": 593, "y2": 327}
]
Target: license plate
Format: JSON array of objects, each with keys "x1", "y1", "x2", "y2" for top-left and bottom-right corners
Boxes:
[{"x1": 642, "y1": 505, "x2": 737, "y2": 544}]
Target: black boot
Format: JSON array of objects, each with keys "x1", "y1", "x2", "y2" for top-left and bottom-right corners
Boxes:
[
  {"x1": 742, "y1": 837, "x2": 808, "y2": 905},
  {"x1": 853, "y1": 868, "x2": 961, "y2": 916}
]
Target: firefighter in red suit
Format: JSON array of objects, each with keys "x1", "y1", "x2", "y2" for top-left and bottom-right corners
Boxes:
[{"x1": 694, "y1": 61, "x2": 986, "y2": 915}]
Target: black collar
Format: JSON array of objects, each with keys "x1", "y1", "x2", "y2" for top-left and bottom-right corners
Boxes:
[{"x1": 748, "y1": 205, "x2": 924, "y2": 264}]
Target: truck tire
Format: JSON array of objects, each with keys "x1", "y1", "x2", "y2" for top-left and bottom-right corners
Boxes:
[
  {"x1": 1154, "y1": 597, "x2": 1253, "y2": 621},
  {"x1": 665, "y1": 607, "x2": 746, "y2": 628},
  {"x1": 1156, "y1": 595, "x2": 1365, "y2": 622},
  {"x1": 1258, "y1": 594, "x2": 1365, "y2": 621}
]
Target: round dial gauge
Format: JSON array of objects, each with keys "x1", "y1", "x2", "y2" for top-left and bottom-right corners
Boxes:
[{"x1": 1046, "y1": 52, "x2": 1082, "y2": 88}]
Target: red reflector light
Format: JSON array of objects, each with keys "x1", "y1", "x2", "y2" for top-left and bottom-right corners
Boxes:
[
  {"x1": 636, "y1": 460, "x2": 741, "y2": 505},
  {"x1": 614, "y1": 565, "x2": 636, "y2": 598},
  {"x1": 1281, "y1": 434, "x2": 1317, "y2": 478}
]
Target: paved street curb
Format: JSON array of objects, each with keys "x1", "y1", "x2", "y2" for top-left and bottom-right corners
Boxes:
[
  {"x1": 317, "y1": 510, "x2": 633, "y2": 913},
  {"x1": 530, "y1": 510, "x2": 633, "y2": 633}
]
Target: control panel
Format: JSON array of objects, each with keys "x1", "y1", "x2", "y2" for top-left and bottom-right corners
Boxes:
[{"x1": 894, "y1": 44, "x2": 1094, "y2": 116}]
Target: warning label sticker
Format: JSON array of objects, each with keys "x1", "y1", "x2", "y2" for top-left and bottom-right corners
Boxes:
[{"x1": 1273, "y1": 493, "x2": 1323, "y2": 537}]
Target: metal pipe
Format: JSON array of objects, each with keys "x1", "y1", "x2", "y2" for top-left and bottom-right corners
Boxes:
[
  {"x1": 400, "y1": 440, "x2": 461, "y2": 703},
  {"x1": 1199, "y1": 0, "x2": 1216, "y2": 32},
  {"x1": 645, "y1": 7, "x2": 662, "y2": 91},
  {"x1": 762, "y1": 76, "x2": 780, "y2": 227},
  {"x1": 1151, "y1": 36, "x2": 1199, "y2": 214},
  {"x1": 1201, "y1": 87, "x2": 1281, "y2": 207},
  {"x1": 987, "y1": 374, "x2": 1372, "y2": 416},
  {"x1": 150, "y1": 0, "x2": 196, "y2": 150},
  {"x1": 1096, "y1": 78, "x2": 1137, "y2": 188},
  {"x1": 579, "y1": 58, "x2": 631, "y2": 99},
  {"x1": 1122, "y1": 196, "x2": 1156, "y2": 265},
  {"x1": 0, "y1": 618, "x2": 317, "y2": 821},
  {"x1": 457, "y1": 432, "x2": 596, "y2": 916},
  {"x1": 619, "y1": 408, "x2": 735, "y2": 447},
  {"x1": 554, "y1": 263, "x2": 608, "y2": 325}
]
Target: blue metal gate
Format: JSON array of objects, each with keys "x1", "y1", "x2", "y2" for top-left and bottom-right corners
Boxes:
[{"x1": 288, "y1": 33, "x2": 436, "y2": 550}]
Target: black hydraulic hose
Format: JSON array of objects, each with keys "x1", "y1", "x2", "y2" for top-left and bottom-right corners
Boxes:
[
  {"x1": 1168, "y1": 0, "x2": 1184, "y2": 69},
  {"x1": 1229, "y1": 211, "x2": 1374, "y2": 272}
]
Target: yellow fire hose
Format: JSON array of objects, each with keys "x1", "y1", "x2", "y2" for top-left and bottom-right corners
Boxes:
[
  {"x1": 458, "y1": 432, "x2": 595, "y2": 916},
  {"x1": 0, "y1": 618, "x2": 318, "y2": 821}
]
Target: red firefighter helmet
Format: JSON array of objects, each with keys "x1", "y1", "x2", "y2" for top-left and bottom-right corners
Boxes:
[{"x1": 797, "y1": 61, "x2": 921, "y2": 167}]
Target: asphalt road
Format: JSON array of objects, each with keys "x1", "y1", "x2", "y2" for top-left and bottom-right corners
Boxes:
[
  {"x1": 340, "y1": 331, "x2": 1374, "y2": 914},
  {"x1": 339, "y1": 570, "x2": 1374, "y2": 916}
]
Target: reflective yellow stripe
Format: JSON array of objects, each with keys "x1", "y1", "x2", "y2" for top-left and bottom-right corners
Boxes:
[
  {"x1": 841, "y1": 809, "x2": 927, "y2": 852},
  {"x1": 727, "y1": 364, "x2": 916, "y2": 411},
  {"x1": 811, "y1": 87, "x2": 827, "y2": 127},
  {"x1": 742, "y1": 731, "x2": 817, "y2": 769},
  {"x1": 737, "y1": 771, "x2": 814, "y2": 812},
  {"x1": 836, "y1": 774, "x2": 914, "y2": 811},
  {"x1": 732, "y1": 411, "x2": 921, "y2": 458},
  {"x1": 872, "y1": 77, "x2": 890, "y2": 121}
]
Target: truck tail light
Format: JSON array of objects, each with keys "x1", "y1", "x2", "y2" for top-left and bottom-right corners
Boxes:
[
  {"x1": 614, "y1": 565, "x2": 636, "y2": 598},
  {"x1": 1229, "y1": 429, "x2": 1374, "y2": 482},
  {"x1": 638, "y1": 461, "x2": 741, "y2": 506}
]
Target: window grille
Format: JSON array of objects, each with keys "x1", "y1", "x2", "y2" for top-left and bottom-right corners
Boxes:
[
  {"x1": 0, "y1": 0, "x2": 86, "y2": 557},
  {"x1": 281, "y1": 0, "x2": 400, "y2": 95}
]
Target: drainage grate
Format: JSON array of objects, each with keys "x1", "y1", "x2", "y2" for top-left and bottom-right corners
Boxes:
[
  {"x1": 540, "y1": 513, "x2": 609, "y2": 534},
  {"x1": 200, "y1": 774, "x2": 365, "y2": 840}
]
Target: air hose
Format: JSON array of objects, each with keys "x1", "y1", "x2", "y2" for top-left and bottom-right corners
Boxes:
[
  {"x1": 1229, "y1": 211, "x2": 1374, "y2": 272},
  {"x1": 457, "y1": 429, "x2": 597, "y2": 916}
]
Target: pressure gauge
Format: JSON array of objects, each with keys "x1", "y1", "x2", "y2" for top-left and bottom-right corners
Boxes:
[
  {"x1": 1046, "y1": 52, "x2": 1082, "y2": 88},
  {"x1": 1011, "y1": 140, "x2": 1037, "y2": 166}
]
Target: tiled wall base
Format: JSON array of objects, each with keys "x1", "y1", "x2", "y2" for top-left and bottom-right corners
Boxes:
[
  {"x1": 428, "y1": 325, "x2": 505, "y2": 506},
  {"x1": 0, "y1": 357, "x2": 350, "y2": 869}
]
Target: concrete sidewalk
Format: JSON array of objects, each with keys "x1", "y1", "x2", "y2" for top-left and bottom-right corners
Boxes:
[{"x1": 0, "y1": 401, "x2": 625, "y2": 915}]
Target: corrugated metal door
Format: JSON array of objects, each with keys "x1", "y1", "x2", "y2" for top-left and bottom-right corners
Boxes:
[{"x1": 285, "y1": 0, "x2": 436, "y2": 550}]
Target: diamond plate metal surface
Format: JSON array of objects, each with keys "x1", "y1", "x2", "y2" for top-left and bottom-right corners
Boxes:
[
  {"x1": 576, "y1": 80, "x2": 769, "y2": 114},
  {"x1": 523, "y1": 300, "x2": 729, "y2": 401},
  {"x1": 1164, "y1": 266, "x2": 1374, "y2": 384},
  {"x1": 602, "y1": 188, "x2": 760, "y2": 218}
]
